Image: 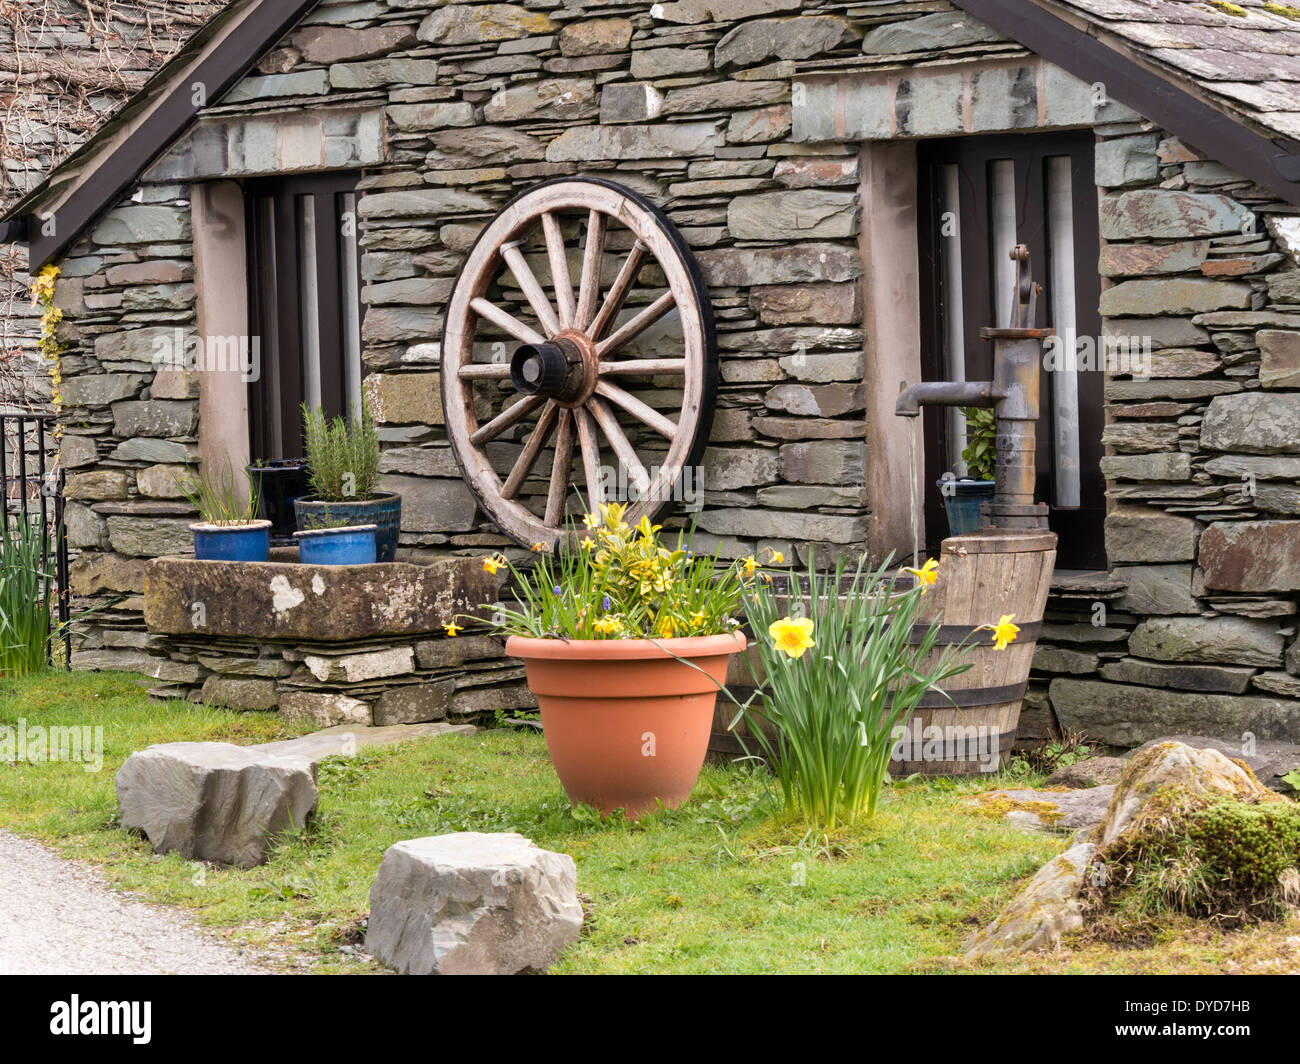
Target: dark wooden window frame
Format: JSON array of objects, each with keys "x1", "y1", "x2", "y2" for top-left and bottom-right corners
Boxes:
[
  {"x1": 244, "y1": 171, "x2": 362, "y2": 462},
  {"x1": 916, "y1": 130, "x2": 1106, "y2": 570}
]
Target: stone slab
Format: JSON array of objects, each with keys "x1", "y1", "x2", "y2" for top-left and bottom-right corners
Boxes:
[{"x1": 143, "y1": 557, "x2": 494, "y2": 641}]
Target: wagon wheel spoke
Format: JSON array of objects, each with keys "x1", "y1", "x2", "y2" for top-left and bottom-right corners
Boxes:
[
  {"x1": 575, "y1": 405, "x2": 603, "y2": 512},
  {"x1": 575, "y1": 209, "x2": 606, "y2": 331},
  {"x1": 470, "y1": 393, "x2": 545, "y2": 447},
  {"x1": 588, "y1": 240, "x2": 647, "y2": 342},
  {"x1": 501, "y1": 401, "x2": 559, "y2": 500},
  {"x1": 541, "y1": 211, "x2": 575, "y2": 331},
  {"x1": 595, "y1": 291, "x2": 677, "y2": 359},
  {"x1": 594, "y1": 379, "x2": 677, "y2": 439},
  {"x1": 545, "y1": 408, "x2": 575, "y2": 527},
  {"x1": 500, "y1": 240, "x2": 560, "y2": 337},
  {"x1": 588, "y1": 396, "x2": 651, "y2": 495},
  {"x1": 597, "y1": 359, "x2": 686, "y2": 376},
  {"x1": 469, "y1": 297, "x2": 545, "y2": 346},
  {"x1": 458, "y1": 362, "x2": 513, "y2": 380}
]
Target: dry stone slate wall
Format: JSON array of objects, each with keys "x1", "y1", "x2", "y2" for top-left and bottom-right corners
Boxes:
[
  {"x1": 41, "y1": 0, "x2": 1300, "y2": 746},
  {"x1": 1027, "y1": 123, "x2": 1300, "y2": 748}
]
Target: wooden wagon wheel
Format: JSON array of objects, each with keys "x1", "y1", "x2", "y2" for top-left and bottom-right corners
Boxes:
[{"x1": 441, "y1": 177, "x2": 717, "y2": 549}]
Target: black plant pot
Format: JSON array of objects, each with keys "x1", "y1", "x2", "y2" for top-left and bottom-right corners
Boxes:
[
  {"x1": 294, "y1": 492, "x2": 402, "y2": 562},
  {"x1": 248, "y1": 460, "x2": 310, "y2": 546}
]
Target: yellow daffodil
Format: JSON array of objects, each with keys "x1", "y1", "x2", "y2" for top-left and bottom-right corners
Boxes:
[
  {"x1": 582, "y1": 512, "x2": 599, "y2": 530},
  {"x1": 742, "y1": 555, "x2": 757, "y2": 578},
  {"x1": 594, "y1": 615, "x2": 623, "y2": 636},
  {"x1": 981, "y1": 614, "x2": 1020, "y2": 651},
  {"x1": 770, "y1": 550, "x2": 785, "y2": 565},
  {"x1": 690, "y1": 610, "x2": 706, "y2": 627},
  {"x1": 444, "y1": 622, "x2": 462, "y2": 637},
  {"x1": 580, "y1": 536, "x2": 596, "y2": 551},
  {"x1": 769, "y1": 616, "x2": 815, "y2": 659},
  {"x1": 656, "y1": 615, "x2": 676, "y2": 638},
  {"x1": 482, "y1": 554, "x2": 504, "y2": 575},
  {"x1": 530, "y1": 542, "x2": 546, "y2": 552},
  {"x1": 904, "y1": 558, "x2": 940, "y2": 590}
]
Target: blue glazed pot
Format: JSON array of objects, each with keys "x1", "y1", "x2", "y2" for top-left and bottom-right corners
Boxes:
[
  {"x1": 938, "y1": 478, "x2": 996, "y2": 536},
  {"x1": 248, "y1": 460, "x2": 310, "y2": 545},
  {"x1": 294, "y1": 524, "x2": 378, "y2": 566},
  {"x1": 294, "y1": 492, "x2": 401, "y2": 562},
  {"x1": 191, "y1": 521, "x2": 272, "y2": 562}
]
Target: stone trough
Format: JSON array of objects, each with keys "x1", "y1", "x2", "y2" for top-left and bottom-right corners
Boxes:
[{"x1": 135, "y1": 554, "x2": 535, "y2": 727}]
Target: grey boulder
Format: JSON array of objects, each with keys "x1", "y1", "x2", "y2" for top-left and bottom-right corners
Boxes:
[
  {"x1": 115, "y1": 742, "x2": 317, "y2": 869},
  {"x1": 366, "y1": 832, "x2": 583, "y2": 975},
  {"x1": 116, "y1": 723, "x2": 475, "y2": 868}
]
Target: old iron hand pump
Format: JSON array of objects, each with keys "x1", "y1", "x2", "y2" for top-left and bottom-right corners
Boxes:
[{"x1": 895, "y1": 244, "x2": 1053, "y2": 532}]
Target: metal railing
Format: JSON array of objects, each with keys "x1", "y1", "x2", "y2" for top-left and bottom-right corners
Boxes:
[{"x1": 0, "y1": 410, "x2": 70, "y2": 667}]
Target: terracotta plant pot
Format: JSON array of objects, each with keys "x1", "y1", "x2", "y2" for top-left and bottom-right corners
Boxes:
[{"x1": 506, "y1": 632, "x2": 747, "y2": 818}]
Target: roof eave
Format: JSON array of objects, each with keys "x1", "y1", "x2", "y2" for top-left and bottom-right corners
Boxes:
[{"x1": 953, "y1": 0, "x2": 1300, "y2": 207}]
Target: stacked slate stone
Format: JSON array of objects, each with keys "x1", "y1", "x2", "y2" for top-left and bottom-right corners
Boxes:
[
  {"x1": 59, "y1": 191, "x2": 201, "y2": 663},
  {"x1": 1028, "y1": 123, "x2": 1300, "y2": 748},
  {"x1": 153, "y1": 632, "x2": 535, "y2": 727}
]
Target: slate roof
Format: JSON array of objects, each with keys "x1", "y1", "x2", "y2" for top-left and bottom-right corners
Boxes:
[{"x1": 1050, "y1": 0, "x2": 1300, "y2": 142}]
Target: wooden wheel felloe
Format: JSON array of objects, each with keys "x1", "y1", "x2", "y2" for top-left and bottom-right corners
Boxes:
[{"x1": 441, "y1": 177, "x2": 717, "y2": 549}]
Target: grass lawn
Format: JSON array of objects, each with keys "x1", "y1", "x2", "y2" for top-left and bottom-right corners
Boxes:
[{"x1": 2, "y1": 668, "x2": 1298, "y2": 974}]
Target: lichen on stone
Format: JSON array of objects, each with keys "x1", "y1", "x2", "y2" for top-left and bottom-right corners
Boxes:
[
  {"x1": 974, "y1": 792, "x2": 1066, "y2": 827},
  {"x1": 1263, "y1": 2, "x2": 1300, "y2": 20}
]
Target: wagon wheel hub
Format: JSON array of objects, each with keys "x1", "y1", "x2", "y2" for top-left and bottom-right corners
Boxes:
[
  {"x1": 440, "y1": 177, "x2": 718, "y2": 550},
  {"x1": 509, "y1": 330, "x2": 598, "y2": 407}
]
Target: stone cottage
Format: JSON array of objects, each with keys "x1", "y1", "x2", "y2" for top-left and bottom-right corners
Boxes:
[{"x1": 3, "y1": 0, "x2": 1300, "y2": 747}]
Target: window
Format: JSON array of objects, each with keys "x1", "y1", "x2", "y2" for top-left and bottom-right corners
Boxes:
[
  {"x1": 916, "y1": 132, "x2": 1105, "y2": 570},
  {"x1": 245, "y1": 173, "x2": 363, "y2": 461}
]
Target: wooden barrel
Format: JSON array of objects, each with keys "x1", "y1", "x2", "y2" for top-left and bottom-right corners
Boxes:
[
  {"x1": 897, "y1": 529, "x2": 1056, "y2": 775},
  {"x1": 708, "y1": 530, "x2": 1057, "y2": 775}
]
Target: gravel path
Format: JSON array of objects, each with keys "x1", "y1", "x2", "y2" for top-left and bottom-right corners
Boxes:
[{"x1": 0, "y1": 831, "x2": 270, "y2": 975}]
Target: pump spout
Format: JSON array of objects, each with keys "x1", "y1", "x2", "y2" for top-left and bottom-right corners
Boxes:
[{"x1": 894, "y1": 379, "x2": 1003, "y2": 417}]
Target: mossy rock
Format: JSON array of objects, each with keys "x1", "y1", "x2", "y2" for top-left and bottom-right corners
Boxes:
[{"x1": 1095, "y1": 740, "x2": 1275, "y2": 846}]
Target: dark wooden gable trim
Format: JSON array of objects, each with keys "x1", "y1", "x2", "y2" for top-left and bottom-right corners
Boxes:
[
  {"x1": 4, "y1": 0, "x2": 322, "y2": 268},
  {"x1": 953, "y1": 0, "x2": 1300, "y2": 205}
]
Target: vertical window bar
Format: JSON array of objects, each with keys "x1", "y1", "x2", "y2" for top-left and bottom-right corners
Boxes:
[
  {"x1": 339, "y1": 191, "x2": 363, "y2": 418},
  {"x1": 297, "y1": 195, "x2": 323, "y2": 412},
  {"x1": 989, "y1": 158, "x2": 1018, "y2": 327},
  {"x1": 1047, "y1": 155, "x2": 1081, "y2": 508},
  {"x1": 939, "y1": 163, "x2": 969, "y2": 475}
]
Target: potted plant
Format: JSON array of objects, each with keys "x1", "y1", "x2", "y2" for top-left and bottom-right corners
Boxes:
[
  {"x1": 473, "y1": 504, "x2": 762, "y2": 818},
  {"x1": 294, "y1": 402, "x2": 400, "y2": 562},
  {"x1": 939, "y1": 406, "x2": 996, "y2": 536},
  {"x1": 248, "y1": 458, "x2": 310, "y2": 545},
  {"x1": 293, "y1": 510, "x2": 378, "y2": 566},
  {"x1": 181, "y1": 459, "x2": 270, "y2": 562}
]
